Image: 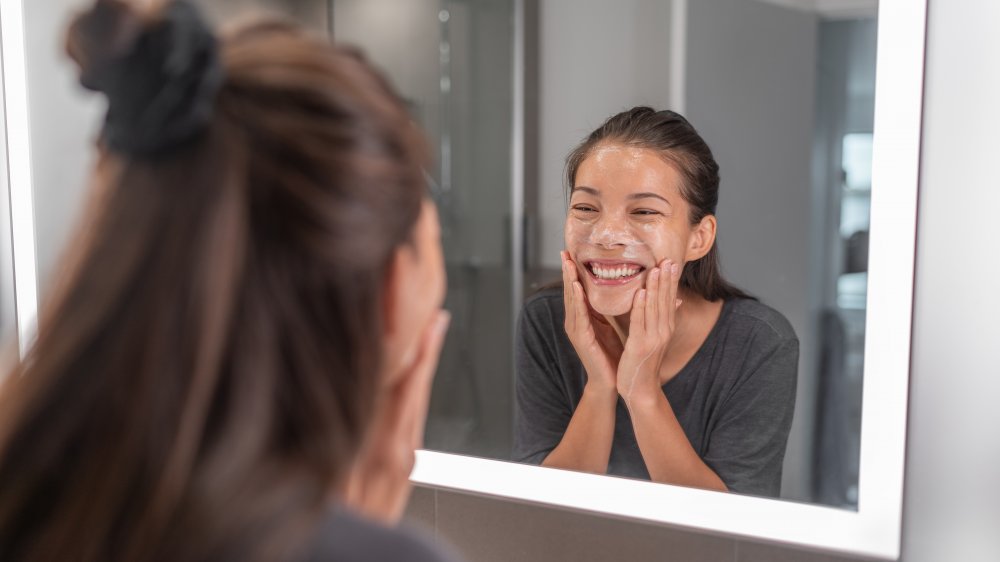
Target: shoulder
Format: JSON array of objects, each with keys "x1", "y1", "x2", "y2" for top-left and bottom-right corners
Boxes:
[
  {"x1": 518, "y1": 286, "x2": 566, "y2": 338},
  {"x1": 724, "y1": 298, "x2": 798, "y2": 346},
  {"x1": 298, "y1": 508, "x2": 461, "y2": 562},
  {"x1": 521, "y1": 286, "x2": 564, "y2": 319}
]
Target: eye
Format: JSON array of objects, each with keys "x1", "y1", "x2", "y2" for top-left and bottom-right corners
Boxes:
[
  {"x1": 631, "y1": 209, "x2": 661, "y2": 216},
  {"x1": 572, "y1": 204, "x2": 597, "y2": 213}
]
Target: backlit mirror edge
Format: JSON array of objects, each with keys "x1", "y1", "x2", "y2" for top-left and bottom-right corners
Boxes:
[
  {"x1": 1, "y1": 0, "x2": 40, "y2": 358},
  {"x1": 412, "y1": 0, "x2": 928, "y2": 559}
]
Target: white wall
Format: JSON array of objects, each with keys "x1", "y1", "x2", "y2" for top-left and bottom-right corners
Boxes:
[
  {"x1": 535, "y1": 0, "x2": 673, "y2": 269},
  {"x1": 901, "y1": 0, "x2": 1000, "y2": 558},
  {"x1": 23, "y1": 0, "x2": 101, "y2": 295}
]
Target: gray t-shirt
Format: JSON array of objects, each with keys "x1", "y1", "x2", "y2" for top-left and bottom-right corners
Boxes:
[
  {"x1": 297, "y1": 506, "x2": 462, "y2": 562},
  {"x1": 513, "y1": 288, "x2": 798, "y2": 498}
]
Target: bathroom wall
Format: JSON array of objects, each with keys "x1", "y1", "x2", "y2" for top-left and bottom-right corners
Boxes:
[
  {"x1": 683, "y1": 0, "x2": 819, "y2": 504},
  {"x1": 21, "y1": 0, "x2": 100, "y2": 297},
  {"x1": 403, "y1": 0, "x2": 1000, "y2": 560},
  {"x1": 533, "y1": 0, "x2": 673, "y2": 270}
]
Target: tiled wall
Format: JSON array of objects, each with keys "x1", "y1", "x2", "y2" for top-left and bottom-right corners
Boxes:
[{"x1": 403, "y1": 486, "x2": 866, "y2": 562}]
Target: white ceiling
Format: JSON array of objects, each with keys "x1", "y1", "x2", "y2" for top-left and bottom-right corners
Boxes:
[{"x1": 752, "y1": 0, "x2": 878, "y2": 20}]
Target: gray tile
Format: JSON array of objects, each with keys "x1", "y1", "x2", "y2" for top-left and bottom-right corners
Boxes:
[
  {"x1": 436, "y1": 489, "x2": 736, "y2": 562},
  {"x1": 403, "y1": 485, "x2": 436, "y2": 536},
  {"x1": 737, "y1": 540, "x2": 875, "y2": 562}
]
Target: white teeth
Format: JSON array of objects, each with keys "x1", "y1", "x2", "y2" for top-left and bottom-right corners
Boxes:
[{"x1": 592, "y1": 265, "x2": 640, "y2": 280}]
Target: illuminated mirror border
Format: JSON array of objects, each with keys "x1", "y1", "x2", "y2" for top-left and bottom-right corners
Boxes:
[{"x1": 1, "y1": 0, "x2": 40, "y2": 357}]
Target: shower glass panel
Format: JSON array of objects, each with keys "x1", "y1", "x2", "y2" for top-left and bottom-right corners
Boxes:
[{"x1": 330, "y1": 0, "x2": 516, "y2": 459}]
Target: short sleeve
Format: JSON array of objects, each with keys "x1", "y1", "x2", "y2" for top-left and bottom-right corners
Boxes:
[
  {"x1": 702, "y1": 335, "x2": 799, "y2": 497},
  {"x1": 512, "y1": 298, "x2": 575, "y2": 464}
]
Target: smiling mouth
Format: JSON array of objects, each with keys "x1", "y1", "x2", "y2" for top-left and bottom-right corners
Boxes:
[{"x1": 585, "y1": 261, "x2": 646, "y2": 283}]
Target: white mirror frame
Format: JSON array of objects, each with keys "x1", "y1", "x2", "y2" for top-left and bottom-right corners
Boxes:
[
  {"x1": 1, "y1": 0, "x2": 40, "y2": 357},
  {"x1": 1, "y1": 0, "x2": 924, "y2": 558},
  {"x1": 410, "y1": 0, "x2": 926, "y2": 560}
]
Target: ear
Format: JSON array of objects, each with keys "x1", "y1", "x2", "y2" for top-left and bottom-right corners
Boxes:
[{"x1": 685, "y1": 214, "x2": 717, "y2": 262}]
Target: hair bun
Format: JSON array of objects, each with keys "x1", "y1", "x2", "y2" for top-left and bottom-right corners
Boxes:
[
  {"x1": 66, "y1": 0, "x2": 143, "y2": 90},
  {"x1": 66, "y1": 0, "x2": 223, "y2": 156}
]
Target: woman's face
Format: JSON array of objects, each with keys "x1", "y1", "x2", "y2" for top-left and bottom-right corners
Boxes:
[
  {"x1": 397, "y1": 200, "x2": 447, "y2": 350},
  {"x1": 564, "y1": 142, "x2": 699, "y2": 317}
]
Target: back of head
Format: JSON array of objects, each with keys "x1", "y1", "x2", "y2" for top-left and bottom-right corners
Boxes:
[{"x1": 0, "y1": 1, "x2": 428, "y2": 560}]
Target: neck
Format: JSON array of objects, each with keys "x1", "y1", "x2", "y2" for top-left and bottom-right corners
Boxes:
[{"x1": 610, "y1": 287, "x2": 704, "y2": 341}]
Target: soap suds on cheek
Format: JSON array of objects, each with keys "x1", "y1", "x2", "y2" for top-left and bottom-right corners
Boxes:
[
  {"x1": 563, "y1": 218, "x2": 590, "y2": 251},
  {"x1": 637, "y1": 221, "x2": 685, "y2": 269},
  {"x1": 621, "y1": 244, "x2": 642, "y2": 260}
]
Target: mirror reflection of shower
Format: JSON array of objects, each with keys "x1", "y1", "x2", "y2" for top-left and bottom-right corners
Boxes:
[{"x1": 329, "y1": 0, "x2": 516, "y2": 458}]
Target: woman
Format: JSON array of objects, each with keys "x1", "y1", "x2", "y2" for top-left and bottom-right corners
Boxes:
[
  {"x1": 0, "y1": 1, "x2": 458, "y2": 561},
  {"x1": 514, "y1": 107, "x2": 798, "y2": 498}
]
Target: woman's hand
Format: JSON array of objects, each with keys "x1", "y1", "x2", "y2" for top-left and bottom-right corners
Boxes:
[
  {"x1": 343, "y1": 310, "x2": 450, "y2": 524},
  {"x1": 562, "y1": 251, "x2": 623, "y2": 395},
  {"x1": 617, "y1": 260, "x2": 681, "y2": 407}
]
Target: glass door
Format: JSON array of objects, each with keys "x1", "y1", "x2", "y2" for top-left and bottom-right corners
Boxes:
[{"x1": 331, "y1": 0, "x2": 517, "y2": 458}]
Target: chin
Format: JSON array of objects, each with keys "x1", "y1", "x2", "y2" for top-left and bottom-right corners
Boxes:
[{"x1": 586, "y1": 286, "x2": 638, "y2": 317}]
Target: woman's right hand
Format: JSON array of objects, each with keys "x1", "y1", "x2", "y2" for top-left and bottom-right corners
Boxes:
[
  {"x1": 562, "y1": 251, "x2": 622, "y2": 395},
  {"x1": 343, "y1": 310, "x2": 450, "y2": 524}
]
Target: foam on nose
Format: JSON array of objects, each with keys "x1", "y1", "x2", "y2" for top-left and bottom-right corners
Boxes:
[
  {"x1": 564, "y1": 212, "x2": 649, "y2": 263},
  {"x1": 587, "y1": 221, "x2": 644, "y2": 248}
]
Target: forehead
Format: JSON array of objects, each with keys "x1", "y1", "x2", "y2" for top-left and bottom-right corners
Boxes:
[{"x1": 574, "y1": 143, "x2": 683, "y2": 198}]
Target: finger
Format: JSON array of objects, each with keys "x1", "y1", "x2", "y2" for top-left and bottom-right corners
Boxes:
[
  {"x1": 562, "y1": 253, "x2": 575, "y2": 333},
  {"x1": 573, "y1": 281, "x2": 591, "y2": 336},
  {"x1": 647, "y1": 264, "x2": 661, "y2": 335},
  {"x1": 630, "y1": 288, "x2": 646, "y2": 338},
  {"x1": 658, "y1": 261, "x2": 671, "y2": 336},
  {"x1": 392, "y1": 310, "x2": 450, "y2": 448},
  {"x1": 411, "y1": 309, "x2": 450, "y2": 418},
  {"x1": 667, "y1": 261, "x2": 681, "y2": 334}
]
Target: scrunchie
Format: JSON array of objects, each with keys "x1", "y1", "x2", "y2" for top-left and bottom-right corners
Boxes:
[{"x1": 79, "y1": 0, "x2": 223, "y2": 156}]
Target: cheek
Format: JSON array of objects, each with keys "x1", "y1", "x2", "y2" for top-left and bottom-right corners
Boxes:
[
  {"x1": 636, "y1": 222, "x2": 687, "y2": 263},
  {"x1": 564, "y1": 219, "x2": 589, "y2": 253}
]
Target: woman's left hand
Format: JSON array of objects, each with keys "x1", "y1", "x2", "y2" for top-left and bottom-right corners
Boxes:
[{"x1": 616, "y1": 259, "x2": 681, "y2": 407}]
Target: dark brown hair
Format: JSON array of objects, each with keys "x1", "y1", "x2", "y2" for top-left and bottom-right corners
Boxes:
[
  {"x1": 566, "y1": 106, "x2": 753, "y2": 302},
  {"x1": 0, "y1": 2, "x2": 427, "y2": 561}
]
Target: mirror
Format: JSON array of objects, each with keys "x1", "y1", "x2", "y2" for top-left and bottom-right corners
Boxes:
[
  {"x1": 330, "y1": 0, "x2": 880, "y2": 506},
  {"x1": 1, "y1": 0, "x2": 923, "y2": 558},
  {"x1": 327, "y1": 0, "x2": 923, "y2": 557}
]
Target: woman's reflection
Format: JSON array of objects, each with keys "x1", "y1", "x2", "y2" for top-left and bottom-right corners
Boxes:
[{"x1": 514, "y1": 107, "x2": 798, "y2": 497}]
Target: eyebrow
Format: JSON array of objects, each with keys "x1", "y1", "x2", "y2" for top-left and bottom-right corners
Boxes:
[{"x1": 571, "y1": 186, "x2": 672, "y2": 206}]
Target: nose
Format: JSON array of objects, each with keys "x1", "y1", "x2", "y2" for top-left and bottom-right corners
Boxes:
[{"x1": 588, "y1": 213, "x2": 632, "y2": 248}]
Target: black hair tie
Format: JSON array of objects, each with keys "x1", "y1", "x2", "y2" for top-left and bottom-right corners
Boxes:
[{"x1": 82, "y1": 0, "x2": 222, "y2": 156}]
